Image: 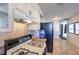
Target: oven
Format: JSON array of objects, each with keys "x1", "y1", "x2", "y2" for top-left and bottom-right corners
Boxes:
[{"x1": 4, "y1": 34, "x2": 32, "y2": 55}]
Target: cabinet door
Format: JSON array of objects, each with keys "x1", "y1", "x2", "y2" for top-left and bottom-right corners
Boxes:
[
  {"x1": 28, "y1": 23, "x2": 40, "y2": 30},
  {"x1": 16, "y1": 3, "x2": 24, "y2": 11},
  {"x1": 16, "y1": 3, "x2": 29, "y2": 15},
  {"x1": 0, "y1": 3, "x2": 13, "y2": 32},
  {"x1": 28, "y1": 9, "x2": 40, "y2": 30}
]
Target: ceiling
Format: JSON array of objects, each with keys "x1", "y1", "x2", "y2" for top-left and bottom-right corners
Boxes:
[{"x1": 39, "y1": 3, "x2": 79, "y2": 19}]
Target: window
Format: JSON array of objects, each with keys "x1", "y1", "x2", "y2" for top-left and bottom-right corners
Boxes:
[
  {"x1": 75, "y1": 23, "x2": 79, "y2": 34},
  {"x1": 69, "y1": 24, "x2": 74, "y2": 33}
]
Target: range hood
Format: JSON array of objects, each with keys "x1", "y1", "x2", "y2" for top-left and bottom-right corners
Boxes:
[
  {"x1": 14, "y1": 8, "x2": 34, "y2": 23},
  {"x1": 14, "y1": 17, "x2": 32, "y2": 23}
]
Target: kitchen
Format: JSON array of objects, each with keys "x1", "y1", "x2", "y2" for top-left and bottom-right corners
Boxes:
[
  {"x1": 0, "y1": 3, "x2": 53, "y2": 55},
  {"x1": 0, "y1": 0, "x2": 79, "y2": 59},
  {"x1": 1, "y1": 3, "x2": 79, "y2": 55}
]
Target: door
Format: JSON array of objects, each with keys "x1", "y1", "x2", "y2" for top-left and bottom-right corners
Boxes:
[{"x1": 60, "y1": 24, "x2": 63, "y2": 38}]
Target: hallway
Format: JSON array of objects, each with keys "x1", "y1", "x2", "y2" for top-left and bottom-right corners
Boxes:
[{"x1": 47, "y1": 38, "x2": 79, "y2": 55}]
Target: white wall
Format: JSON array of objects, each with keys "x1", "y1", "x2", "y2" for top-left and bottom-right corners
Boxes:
[
  {"x1": 68, "y1": 15, "x2": 79, "y2": 48},
  {"x1": 53, "y1": 21, "x2": 60, "y2": 38}
]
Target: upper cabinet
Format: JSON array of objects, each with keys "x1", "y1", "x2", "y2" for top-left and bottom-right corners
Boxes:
[
  {"x1": 14, "y1": 3, "x2": 30, "y2": 19},
  {"x1": 27, "y1": 4, "x2": 40, "y2": 30},
  {"x1": 16, "y1": 3, "x2": 29, "y2": 15},
  {"x1": 14, "y1": 3, "x2": 40, "y2": 21},
  {"x1": 0, "y1": 3, "x2": 13, "y2": 32},
  {"x1": 13, "y1": 3, "x2": 41, "y2": 30},
  {"x1": 0, "y1": 3, "x2": 42, "y2": 32}
]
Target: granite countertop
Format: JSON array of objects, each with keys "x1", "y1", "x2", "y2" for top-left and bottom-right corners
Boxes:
[
  {"x1": 22, "y1": 42, "x2": 46, "y2": 55},
  {"x1": 32, "y1": 38, "x2": 47, "y2": 43},
  {"x1": 21, "y1": 38, "x2": 46, "y2": 55}
]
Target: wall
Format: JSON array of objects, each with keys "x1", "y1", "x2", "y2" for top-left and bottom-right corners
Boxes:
[
  {"x1": 68, "y1": 15, "x2": 79, "y2": 48},
  {"x1": 53, "y1": 21, "x2": 60, "y2": 39}
]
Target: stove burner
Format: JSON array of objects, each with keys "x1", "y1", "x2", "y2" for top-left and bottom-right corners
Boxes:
[
  {"x1": 27, "y1": 52, "x2": 39, "y2": 55},
  {"x1": 19, "y1": 51, "x2": 25, "y2": 55},
  {"x1": 11, "y1": 48, "x2": 39, "y2": 55},
  {"x1": 18, "y1": 51, "x2": 38, "y2": 55}
]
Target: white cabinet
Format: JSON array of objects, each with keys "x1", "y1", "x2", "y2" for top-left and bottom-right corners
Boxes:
[
  {"x1": 14, "y1": 3, "x2": 30, "y2": 20},
  {"x1": 13, "y1": 3, "x2": 40, "y2": 30},
  {"x1": 14, "y1": 3, "x2": 40, "y2": 21},
  {"x1": 28, "y1": 9, "x2": 40, "y2": 30},
  {"x1": 0, "y1": 3, "x2": 13, "y2": 32},
  {"x1": 28, "y1": 7, "x2": 40, "y2": 30},
  {"x1": 16, "y1": 3, "x2": 29, "y2": 15},
  {"x1": 28, "y1": 23, "x2": 40, "y2": 30}
]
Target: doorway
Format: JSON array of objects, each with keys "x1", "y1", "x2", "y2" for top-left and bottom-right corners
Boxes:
[{"x1": 59, "y1": 21, "x2": 68, "y2": 40}]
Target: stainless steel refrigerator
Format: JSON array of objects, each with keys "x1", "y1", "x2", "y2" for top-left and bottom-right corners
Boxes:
[{"x1": 40, "y1": 22, "x2": 53, "y2": 53}]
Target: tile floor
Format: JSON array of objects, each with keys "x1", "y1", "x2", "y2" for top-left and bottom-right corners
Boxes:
[{"x1": 47, "y1": 38, "x2": 79, "y2": 55}]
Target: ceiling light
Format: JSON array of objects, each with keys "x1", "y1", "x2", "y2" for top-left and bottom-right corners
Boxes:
[
  {"x1": 52, "y1": 16, "x2": 61, "y2": 21},
  {"x1": 23, "y1": 20, "x2": 32, "y2": 23},
  {"x1": 57, "y1": 3, "x2": 64, "y2": 6}
]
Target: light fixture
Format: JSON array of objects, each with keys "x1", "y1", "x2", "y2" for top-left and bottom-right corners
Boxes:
[
  {"x1": 57, "y1": 3, "x2": 64, "y2": 6},
  {"x1": 23, "y1": 20, "x2": 32, "y2": 23},
  {"x1": 52, "y1": 16, "x2": 61, "y2": 21}
]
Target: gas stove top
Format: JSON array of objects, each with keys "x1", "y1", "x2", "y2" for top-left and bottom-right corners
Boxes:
[{"x1": 11, "y1": 48, "x2": 39, "y2": 55}]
